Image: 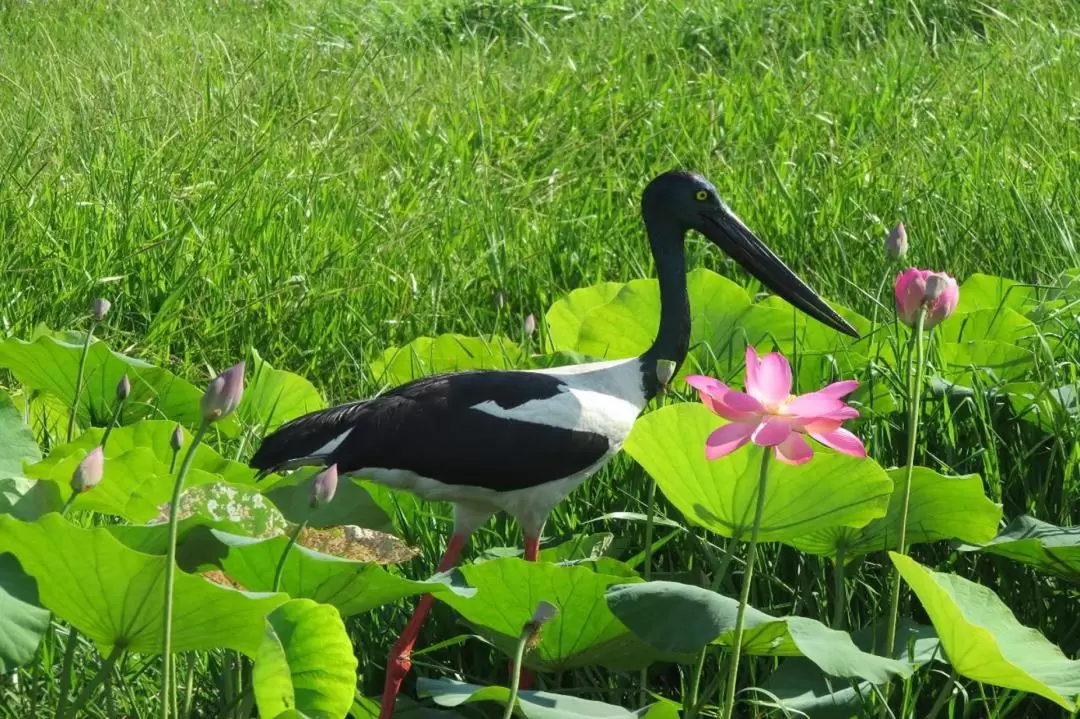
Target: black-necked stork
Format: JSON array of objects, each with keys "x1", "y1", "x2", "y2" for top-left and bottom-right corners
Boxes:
[{"x1": 249, "y1": 170, "x2": 858, "y2": 718}]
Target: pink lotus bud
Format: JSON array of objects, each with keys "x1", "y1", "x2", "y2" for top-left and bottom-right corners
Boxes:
[
  {"x1": 170, "y1": 424, "x2": 184, "y2": 451},
  {"x1": 116, "y1": 374, "x2": 131, "y2": 401},
  {"x1": 200, "y1": 361, "x2": 245, "y2": 423},
  {"x1": 523, "y1": 313, "x2": 537, "y2": 337},
  {"x1": 655, "y1": 359, "x2": 677, "y2": 387},
  {"x1": 494, "y1": 292, "x2": 506, "y2": 310},
  {"x1": 894, "y1": 268, "x2": 960, "y2": 330},
  {"x1": 92, "y1": 298, "x2": 111, "y2": 322},
  {"x1": 884, "y1": 222, "x2": 908, "y2": 260},
  {"x1": 309, "y1": 464, "x2": 339, "y2": 509},
  {"x1": 71, "y1": 446, "x2": 105, "y2": 493}
]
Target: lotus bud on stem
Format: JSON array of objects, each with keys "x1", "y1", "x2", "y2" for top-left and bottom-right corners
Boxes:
[
  {"x1": 61, "y1": 446, "x2": 104, "y2": 515},
  {"x1": 169, "y1": 424, "x2": 184, "y2": 473},
  {"x1": 67, "y1": 297, "x2": 113, "y2": 443},
  {"x1": 503, "y1": 602, "x2": 559, "y2": 719},
  {"x1": 273, "y1": 464, "x2": 339, "y2": 593},
  {"x1": 102, "y1": 374, "x2": 131, "y2": 448},
  {"x1": 160, "y1": 361, "x2": 244, "y2": 719},
  {"x1": 884, "y1": 222, "x2": 908, "y2": 260}
]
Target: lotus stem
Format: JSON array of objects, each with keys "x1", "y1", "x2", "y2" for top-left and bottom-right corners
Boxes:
[
  {"x1": 59, "y1": 491, "x2": 78, "y2": 518},
  {"x1": 502, "y1": 633, "x2": 529, "y2": 719},
  {"x1": 685, "y1": 645, "x2": 708, "y2": 719},
  {"x1": 272, "y1": 517, "x2": 309, "y2": 593},
  {"x1": 926, "y1": 668, "x2": 959, "y2": 719},
  {"x1": 720, "y1": 449, "x2": 771, "y2": 719},
  {"x1": 65, "y1": 643, "x2": 123, "y2": 718},
  {"x1": 181, "y1": 657, "x2": 196, "y2": 719},
  {"x1": 832, "y1": 542, "x2": 847, "y2": 629},
  {"x1": 160, "y1": 420, "x2": 209, "y2": 719},
  {"x1": 67, "y1": 319, "x2": 99, "y2": 443},
  {"x1": 884, "y1": 307, "x2": 928, "y2": 662},
  {"x1": 55, "y1": 626, "x2": 79, "y2": 718},
  {"x1": 101, "y1": 393, "x2": 128, "y2": 449}
]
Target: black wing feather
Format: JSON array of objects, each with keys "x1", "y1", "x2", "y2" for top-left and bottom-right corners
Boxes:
[{"x1": 249, "y1": 370, "x2": 612, "y2": 492}]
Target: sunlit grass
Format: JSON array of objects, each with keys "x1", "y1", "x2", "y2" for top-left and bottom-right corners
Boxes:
[{"x1": 3, "y1": 0, "x2": 1080, "y2": 716}]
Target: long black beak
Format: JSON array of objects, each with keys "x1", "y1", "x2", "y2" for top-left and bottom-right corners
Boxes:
[{"x1": 701, "y1": 209, "x2": 859, "y2": 339}]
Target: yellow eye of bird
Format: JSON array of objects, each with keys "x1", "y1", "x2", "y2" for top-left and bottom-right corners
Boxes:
[{"x1": 695, "y1": 190, "x2": 708, "y2": 201}]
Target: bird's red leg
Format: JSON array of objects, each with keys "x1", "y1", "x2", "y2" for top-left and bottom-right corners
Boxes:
[{"x1": 379, "y1": 533, "x2": 467, "y2": 719}]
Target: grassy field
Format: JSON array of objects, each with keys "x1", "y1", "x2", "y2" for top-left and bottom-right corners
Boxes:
[{"x1": 3, "y1": 0, "x2": 1080, "y2": 717}]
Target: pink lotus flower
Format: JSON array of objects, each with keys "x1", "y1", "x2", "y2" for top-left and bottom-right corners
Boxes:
[
  {"x1": 686, "y1": 347, "x2": 866, "y2": 466},
  {"x1": 894, "y1": 268, "x2": 960, "y2": 330}
]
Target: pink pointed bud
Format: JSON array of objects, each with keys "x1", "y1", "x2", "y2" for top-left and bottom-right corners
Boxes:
[
  {"x1": 170, "y1": 424, "x2": 184, "y2": 451},
  {"x1": 200, "y1": 361, "x2": 245, "y2": 423},
  {"x1": 655, "y1": 359, "x2": 677, "y2": 387},
  {"x1": 894, "y1": 268, "x2": 960, "y2": 330},
  {"x1": 92, "y1": 298, "x2": 111, "y2": 322},
  {"x1": 523, "y1": 313, "x2": 537, "y2": 337},
  {"x1": 116, "y1": 374, "x2": 131, "y2": 401},
  {"x1": 884, "y1": 222, "x2": 908, "y2": 260},
  {"x1": 71, "y1": 446, "x2": 105, "y2": 493},
  {"x1": 494, "y1": 292, "x2": 506, "y2": 310},
  {"x1": 309, "y1": 464, "x2": 339, "y2": 509}
]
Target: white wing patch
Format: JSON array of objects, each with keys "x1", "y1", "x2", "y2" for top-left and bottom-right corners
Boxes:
[{"x1": 469, "y1": 359, "x2": 647, "y2": 443}]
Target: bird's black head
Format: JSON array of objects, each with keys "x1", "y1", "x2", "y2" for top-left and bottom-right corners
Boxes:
[{"x1": 641, "y1": 169, "x2": 859, "y2": 339}]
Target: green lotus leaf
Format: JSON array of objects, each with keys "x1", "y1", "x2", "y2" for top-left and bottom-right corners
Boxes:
[
  {"x1": 252, "y1": 598, "x2": 358, "y2": 719},
  {"x1": 605, "y1": 581, "x2": 911, "y2": 684},
  {"x1": 790, "y1": 468, "x2": 1001, "y2": 561},
  {"x1": 25, "y1": 419, "x2": 256, "y2": 486},
  {"x1": 624, "y1": 403, "x2": 892, "y2": 541},
  {"x1": 434, "y1": 557, "x2": 682, "y2": 671},
  {"x1": 369, "y1": 334, "x2": 524, "y2": 386},
  {"x1": 545, "y1": 281, "x2": 625, "y2": 353},
  {"x1": 418, "y1": 678, "x2": 681, "y2": 719},
  {"x1": 891, "y1": 552, "x2": 1080, "y2": 710},
  {"x1": 0, "y1": 513, "x2": 287, "y2": 656},
  {"x1": 762, "y1": 619, "x2": 942, "y2": 719},
  {"x1": 241, "y1": 348, "x2": 325, "y2": 435},
  {"x1": 953, "y1": 273, "x2": 1037, "y2": 315},
  {"x1": 959, "y1": 515, "x2": 1080, "y2": 582},
  {"x1": 0, "y1": 392, "x2": 41, "y2": 478},
  {"x1": 0, "y1": 333, "x2": 238, "y2": 434},
  {"x1": 202, "y1": 529, "x2": 474, "y2": 616},
  {"x1": 0, "y1": 553, "x2": 51, "y2": 671}
]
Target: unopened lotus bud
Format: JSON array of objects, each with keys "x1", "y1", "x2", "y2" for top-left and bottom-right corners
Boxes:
[
  {"x1": 523, "y1": 600, "x2": 558, "y2": 649},
  {"x1": 170, "y1": 424, "x2": 184, "y2": 451},
  {"x1": 200, "y1": 361, "x2": 245, "y2": 423},
  {"x1": 494, "y1": 292, "x2": 506, "y2": 310},
  {"x1": 116, "y1": 374, "x2": 131, "y2": 401},
  {"x1": 523, "y1": 313, "x2": 537, "y2": 337},
  {"x1": 655, "y1": 359, "x2": 677, "y2": 387},
  {"x1": 309, "y1": 464, "x2": 339, "y2": 509},
  {"x1": 71, "y1": 446, "x2": 105, "y2": 493},
  {"x1": 884, "y1": 222, "x2": 908, "y2": 260},
  {"x1": 894, "y1": 268, "x2": 960, "y2": 330},
  {"x1": 91, "y1": 298, "x2": 111, "y2": 322}
]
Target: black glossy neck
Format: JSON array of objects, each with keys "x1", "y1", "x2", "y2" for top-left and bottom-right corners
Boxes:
[{"x1": 640, "y1": 212, "x2": 690, "y2": 400}]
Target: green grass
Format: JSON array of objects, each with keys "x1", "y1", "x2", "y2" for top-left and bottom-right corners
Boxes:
[{"x1": 3, "y1": 0, "x2": 1080, "y2": 717}]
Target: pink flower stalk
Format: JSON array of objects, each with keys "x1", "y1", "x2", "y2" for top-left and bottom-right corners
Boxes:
[
  {"x1": 309, "y1": 464, "x2": 339, "y2": 509},
  {"x1": 894, "y1": 268, "x2": 960, "y2": 330},
  {"x1": 686, "y1": 346, "x2": 866, "y2": 466},
  {"x1": 200, "y1": 361, "x2": 245, "y2": 423},
  {"x1": 71, "y1": 446, "x2": 105, "y2": 493}
]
